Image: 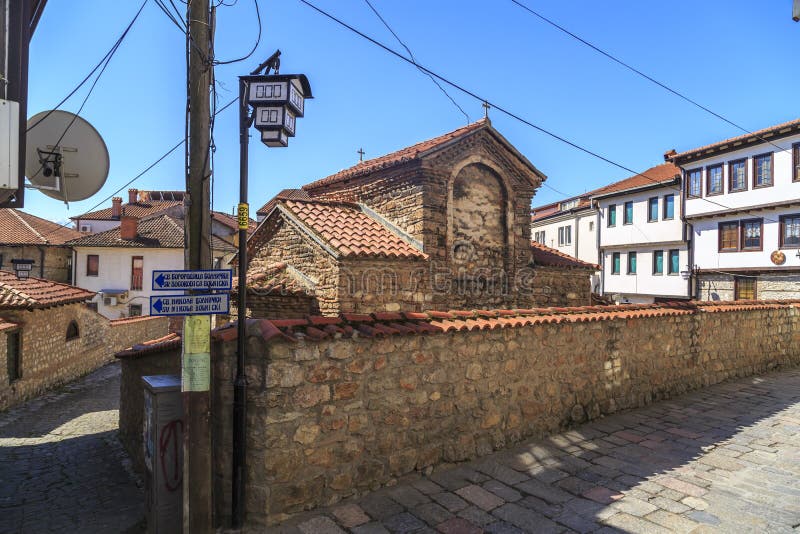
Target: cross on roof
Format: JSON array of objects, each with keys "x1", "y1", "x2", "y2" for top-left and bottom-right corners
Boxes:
[
  {"x1": 357, "y1": 148, "x2": 365, "y2": 162},
  {"x1": 482, "y1": 101, "x2": 491, "y2": 119}
]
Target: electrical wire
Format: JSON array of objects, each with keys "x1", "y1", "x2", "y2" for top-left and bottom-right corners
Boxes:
[
  {"x1": 213, "y1": 0, "x2": 261, "y2": 65},
  {"x1": 363, "y1": 0, "x2": 469, "y2": 124},
  {"x1": 297, "y1": 0, "x2": 792, "y2": 225},
  {"x1": 508, "y1": 0, "x2": 787, "y2": 154}
]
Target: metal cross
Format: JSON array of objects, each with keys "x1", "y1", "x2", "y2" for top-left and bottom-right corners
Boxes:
[
  {"x1": 357, "y1": 148, "x2": 365, "y2": 162},
  {"x1": 482, "y1": 101, "x2": 490, "y2": 119}
]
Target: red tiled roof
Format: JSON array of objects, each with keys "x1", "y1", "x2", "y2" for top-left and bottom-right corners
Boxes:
[
  {"x1": 0, "y1": 209, "x2": 82, "y2": 245},
  {"x1": 280, "y1": 199, "x2": 427, "y2": 259},
  {"x1": 256, "y1": 189, "x2": 312, "y2": 217},
  {"x1": 531, "y1": 242, "x2": 599, "y2": 270},
  {"x1": 672, "y1": 118, "x2": 800, "y2": 161},
  {"x1": 530, "y1": 197, "x2": 594, "y2": 222},
  {"x1": 591, "y1": 163, "x2": 680, "y2": 198},
  {"x1": 211, "y1": 211, "x2": 256, "y2": 233},
  {"x1": 0, "y1": 318, "x2": 18, "y2": 331},
  {"x1": 0, "y1": 271, "x2": 94, "y2": 309},
  {"x1": 233, "y1": 262, "x2": 315, "y2": 296},
  {"x1": 71, "y1": 200, "x2": 182, "y2": 221},
  {"x1": 115, "y1": 332, "x2": 181, "y2": 359}
]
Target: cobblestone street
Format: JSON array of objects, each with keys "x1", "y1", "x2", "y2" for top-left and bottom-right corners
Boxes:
[
  {"x1": 0, "y1": 363, "x2": 144, "y2": 533},
  {"x1": 278, "y1": 368, "x2": 800, "y2": 534}
]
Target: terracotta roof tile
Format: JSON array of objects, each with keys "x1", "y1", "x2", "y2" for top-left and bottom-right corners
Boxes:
[
  {"x1": 115, "y1": 332, "x2": 181, "y2": 359},
  {"x1": 0, "y1": 209, "x2": 82, "y2": 245},
  {"x1": 591, "y1": 162, "x2": 680, "y2": 198},
  {"x1": 531, "y1": 241, "x2": 599, "y2": 270},
  {"x1": 0, "y1": 318, "x2": 19, "y2": 331},
  {"x1": 256, "y1": 189, "x2": 312, "y2": 217},
  {"x1": 233, "y1": 262, "x2": 315, "y2": 296},
  {"x1": 672, "y1": 117, "x2": 800, "y2": 161},
  {"x1": 281, "y1": 199, "x2": 426, "y2": 259},
  {"x1": 0, "y1": 271, "x2": 94, "y2": 309},
  {"x1": 212, "y1": 211, "x2": 256, "y2": 233},
  {"x1": 72, "y1": 200, "x2": 182, "y2": 221}
]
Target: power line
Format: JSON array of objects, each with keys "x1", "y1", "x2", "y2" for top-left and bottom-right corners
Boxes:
[
  {"x1": 213, "y1": 0, "x2": 262, "y2": 65},
  {"x1": 363, "y1": 0, "x2": 470, "y2": 124},
  {"x1": 508, "y1": 0, "x2": 788, "y2": 154},
  {"x1": 297, "y1": 0, "x2": 791, "y2": 225}
]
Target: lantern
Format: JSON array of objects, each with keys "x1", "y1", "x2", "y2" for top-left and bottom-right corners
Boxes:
[{"x1": 245, "y1": 74, "x2": 312, "y2": 147}]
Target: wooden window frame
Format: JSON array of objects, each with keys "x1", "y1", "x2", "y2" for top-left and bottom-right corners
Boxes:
[
  {"x1": 706, "y1": 164, "x2": 724, "y2": 196},
  {"x1": 686, "y1": 168, "x2": 702, "y2": 198},
  {"x1": 734, "y1": 276, "x2": 757, "y2": 300},
  {"x1": 607, "y1": 204, "x2": 617, "y2": 227},
  {"x1": 793, "y1": 142, "x2": 800, "y2": 183},
  {"x1": 131, "y1": 256, "x2": 144, "y2": 290},
  {"x1": 718, "y1": 221, "x2": 739, "y2": 252},
  {"x1": 611, "y1": 252, "x2": 620, "y2": 275},
  {"x1": 652, "y1": 250, "x2": 663, "y2": 275},
  {"x1": 740, "y1": 218, "x2": 763, "y2": 251},
  {"x1": 86, "y1": 254, "x2": 99, "y2": 277},
  {"x1": 662, "y1": 194, "x2": 675, "y2": 220},
  {"x1": 752, "y1": 152, "x2": 774, "y2": 189},
  {"x1": 667, "y1": 249, "x2": 680, "y2": 275},
  {"x1": 728, "y1": 158, "x2": 748, "y2": 193},
  {"x1": 623, "y1": 201, "x2": 633, "y2": 225},
  {"x1": 627, "y1": 251, "x2": 637, "y2": 274},
  {"x1": 647, "y1": 197, "x2": 659, "y2": 223},
  {"x1": 779, "y1": 213, "x2": 800, "y2": 249}
]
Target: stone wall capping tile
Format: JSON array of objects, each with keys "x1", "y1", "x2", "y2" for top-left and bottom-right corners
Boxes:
[
  {"x1": 309, "y1": 316, "x2": 342, "y2": 326},
  {"x1": 271, "y1": 318, "x2": 310, "y2": 328},
  {"x1": 342, "y1": 313, "x2": 373, "y2": 322},
  {"x1": 427, "y1": 311, "x2": 456, "y2": 320},
  {"x1": 373, "y1": 312, "x2": 404, "y2": 321},
  {"x1": 403, "y1": 312, "x2": 429, "y2": 320}
]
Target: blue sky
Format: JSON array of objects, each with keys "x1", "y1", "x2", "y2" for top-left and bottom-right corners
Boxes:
[{"x1": 23, "y1": 1, "x2": 800, "y2": 223}]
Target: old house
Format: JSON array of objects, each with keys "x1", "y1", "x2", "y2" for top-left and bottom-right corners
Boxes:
[
  {"x1": 246, "y1": 119, "x2": 593, "y2": 316},
  {"x1": 0, "y1": 209, "x2": 82, "y2": 283},
  {"x1": 71, "y1": 189, "x2": 184, "y2": 234}
]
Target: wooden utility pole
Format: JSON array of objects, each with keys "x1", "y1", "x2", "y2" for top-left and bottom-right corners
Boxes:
[{"x1": 184, "y1": 0, "x2": 213, "y2": 530}]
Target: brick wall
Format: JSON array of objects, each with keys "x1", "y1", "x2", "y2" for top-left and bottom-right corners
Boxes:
[
  {"x1": 0, "y1": 246, "x2": 73, "y2": 283},
  {"x1": 0, "y1": 306, "x2": 167, "y2": 411},
  {"x1": 209, "y1": 302, "x2": 800, "y2": 526}
]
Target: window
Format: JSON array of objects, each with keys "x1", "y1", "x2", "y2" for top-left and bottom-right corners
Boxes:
[
  {"x1": 131, "y1": 256, "x2": 143, "y2": 290},
  {"x1": 611, "y1": 252, "x2": 620, "y2": 274},
  {"x1": 560, "y1": 199, "x2": 579, "y2": 211},
  {"x1": 623, "y1": 201, "x2": 633, "y2": 225},
  {"x1": 653, "y1": 250, "x2": 664, "y2": 275},
  {"x1": 729, "y1": 159, "x2": 747, "y2": 192},
  {"x1": 66, "y1": 320, "x2": 79, "y2": 341},
  {"x1": 668, "y1": 249, "x2": 680, "y2": 275},
  {"x1": 780, "y1": 214, "x2": 800, "y2": 248},
  {"x1": 534, "y1": 231, "x2": 545, "y2": 243},
  {"x1": 706, "y1": 164, "x2": 723, "y2": 195},
  {"x1": 740, "y1": 219, "x2": 762, "y2": 250},
  {"x1": 7, "y1": 330, "x2": 20, "y2": 382},
  {"x1": 662, "y1": 194, "x2": 675, "y2": 220},
  {"x1": 753, "y1": 153, "x2": 773, "y2": 188},
  {"x1": 687, "y1": 168, "x2": 702, "y2": 198},
  {"x1": 648, "y1": 197, "x2": 659, "y2": 222},
  {"x1": 558, "y1": 225, "x2": 572, "y2": 246},
  {"x1": 627, "y1": 252, "x2": 637, "y2": 274},
  {"x1": 607, "y1": 204, "x2": 617, "y2": 227},
  {"x1": 86, "y1": 302, "x2": 98, "y2": 312},
  {"x1": 86, "y1": 254, "x2": 99, "y2": 277},
  {"x1": 589, "y1": 221, "x2": 594, "y2": 231},
  {"x1": 719, "y1": 222, "x2": 738, "y2": 251},
  {"x1": 735, "y1": 277, "x2": 756, "y2": 300},
  {"x1": 793, "y1": 143, "x2": 800, "y2": 182},
  {"x1": 129, "y1": 304, "x2": 143, "y2": 317}
]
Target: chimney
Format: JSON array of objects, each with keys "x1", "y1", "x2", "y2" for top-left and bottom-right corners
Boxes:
[
  {"x1": 128, "y1": 188, "x2": 139, "y2": 204},
  {"x1": 120, "y1": 216, "x2": 138, "y2": 240},
  {"x1": 111, "y1": 197, "x2": 122, "y2": 218},
  {"x1": 663, "y1": 149, "x2": 677, "y2": 162}
]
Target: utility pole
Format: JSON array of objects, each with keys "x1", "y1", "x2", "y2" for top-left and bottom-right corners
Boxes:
[{"x1": 184, "y1": 0, "x2": 213, "y2": 530}]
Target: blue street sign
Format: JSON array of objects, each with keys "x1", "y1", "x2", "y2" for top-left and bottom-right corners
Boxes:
[
  {"x1": 150, "y1": 294, "x2": 230, "y2": 316},
  {"x1": 152, "y1": 269, "x2": 232, "y2": 291}
]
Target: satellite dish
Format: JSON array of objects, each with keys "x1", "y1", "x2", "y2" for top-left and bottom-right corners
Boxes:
[{"x1": 25, "y1": 110, "x2": 109, "y2": 202}]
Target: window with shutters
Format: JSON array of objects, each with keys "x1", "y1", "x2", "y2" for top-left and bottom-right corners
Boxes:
[
  {"x1": 131, "y1": 256, "x2": 143, "y2": 290},
  {"x1": 719, "y1": 222, "x2": 739, "y2": 251}
]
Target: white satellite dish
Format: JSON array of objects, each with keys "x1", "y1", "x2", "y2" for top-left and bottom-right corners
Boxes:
[{"x1": 24, "y1": 110, "x2": 109, "y2": 202}]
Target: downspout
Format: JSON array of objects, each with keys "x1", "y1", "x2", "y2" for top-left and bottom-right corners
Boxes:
[
  {"x1": 595, "y1": 202, "x2": 603, "y2": 294},
  {"x1": 71, "y1": 248, "x2": 76, "y2": 285},
  {"x1": 37, "y1": 246, "x2": 45, "y2": 278},
  {"x1": 677, "y1": 171, "x2": 693, "y2": 299}
]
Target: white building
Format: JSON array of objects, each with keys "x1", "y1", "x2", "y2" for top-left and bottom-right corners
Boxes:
[
  {"x1": 71, "y1": 189, "x2": 183, "y2": 234},
  {"x1": 670, "y1": 118, "x2": 800, "y2": 301},
  {"x1": 68, "y1": 214, "x2": 235, "y2": 318}
]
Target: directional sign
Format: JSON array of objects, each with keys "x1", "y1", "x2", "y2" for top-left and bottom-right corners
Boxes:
[
  {"x1": 150, "y1": 294, "x2": 230, "y2": 316},
  {"x1": 152, "y1": 269, "x2": 232, "y2": 291}
]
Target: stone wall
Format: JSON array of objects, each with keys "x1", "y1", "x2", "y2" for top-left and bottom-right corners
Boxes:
[
  {"x1": 238, "y1": 291, "x2": 320, "y2": 320},
  {"x1": 338, "y1": 258, "x2": 430, "y2": 314},
  {"x1": 0, "y1": 306, "x2": 168, "y2": 411},
  {"x1": 209, "y1": 301, "x2": 800, "y2": 526},
  {"x1": 530, "y1": 266, "x2": 592, "y2": 307},
  {"x1": 0, "y1": 246, "x2": 73, "y2": 283},
  {"x1": 698, "y1": 272, "x2": 800, "y2": 301}
]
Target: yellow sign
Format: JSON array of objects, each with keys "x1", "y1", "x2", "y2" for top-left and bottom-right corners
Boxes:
[
  {"x1": 182, "y1": 315, "x2": 211, "y2": 391},
  {"x1": 237, "y1": 203, "x2": 249, "y2": 230}
]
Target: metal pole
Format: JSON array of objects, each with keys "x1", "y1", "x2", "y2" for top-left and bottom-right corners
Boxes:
[{"x1": 232, "y1": 76, "x2": 249, "y2": 529}]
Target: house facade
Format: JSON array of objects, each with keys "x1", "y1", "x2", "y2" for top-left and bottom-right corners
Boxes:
[
  {"x1": 71, "y1": 189, "x2": 184, "y2": 234},
  {"x1": 670, "y1": 118, "x2": 800, "y2": 300}
]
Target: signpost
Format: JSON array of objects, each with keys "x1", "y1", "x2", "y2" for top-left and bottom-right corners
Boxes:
[
  {"x1": 152, "y1": 269, "x2": 232, "y2": 291},
  {"x1": 149, "y1": 294, "x2": 230, "y2": 316}
]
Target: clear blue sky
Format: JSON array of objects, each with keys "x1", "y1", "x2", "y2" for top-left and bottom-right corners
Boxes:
[{"x1": 23, "y1": 0, "x2": 800, "y2": 223}]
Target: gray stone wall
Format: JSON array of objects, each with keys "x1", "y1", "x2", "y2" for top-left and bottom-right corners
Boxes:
[
  {"x1": 698, "y1": 272, "x2": 800, "y2": 301},
  {"x1": 0, "y1": 245, "x2": 73, "y2": 283}
]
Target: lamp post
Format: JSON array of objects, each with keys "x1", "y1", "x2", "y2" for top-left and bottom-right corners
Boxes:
[{"x1": 233, "y1": 51, "x2": 312, "y2": 529}]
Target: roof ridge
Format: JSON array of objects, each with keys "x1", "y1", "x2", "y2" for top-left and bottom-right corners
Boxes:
[{"x1": 10, "y1": 209, "x2": 46, "y2": 244}]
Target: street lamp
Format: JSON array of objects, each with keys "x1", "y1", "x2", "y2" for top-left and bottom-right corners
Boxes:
[{"x1": 232, "y1": 51, "x2": 312, "y2": 529}]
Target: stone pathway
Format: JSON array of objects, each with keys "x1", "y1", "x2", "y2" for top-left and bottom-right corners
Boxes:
[
  {"x1": 277, "y1": 368, "x2": 800, "y2": 533},
  {"x1": 0, "y1": 363, "x2": 144, "y2": 533}
]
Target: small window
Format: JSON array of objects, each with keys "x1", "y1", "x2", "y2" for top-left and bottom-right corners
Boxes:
[
  {"x1": 653, "y1": 250, "x2": 664, "y2": 275},
  {"x1": 86, "y1": 254, "x2": 99, "y2": 277},
  {"x1": 668, "y1": 249, "x2": 680, "y2": 275},
  {"x1": 86, "y1": 302, "x2": 98, "y2": 312},
  {"x1": 627, "y1": 252, "x2": 637, "y2": 274},
  {"x1": 687, "y1": 168, "x2": 702, "y2": 198},
  {"x1": 780, "y1": 214, "x2": 800, "y2": 248},
  {"x1": 735, "y1": 277, "x2": 756, "y2": 300},
  {"x1": 66, "y1": 320, "x2": 80, "y2": 341},
  {"x1": 719, "y1": 222, "x2": 739, "y2": 251},
  {"x1": 611, "y1": 252, "x2": 620, "y2": 275},
  {"x1": 607, "y1": 205, "x2": 617, "y2": 227},
  {"x1": 129, "y1": 304, "x2": 143, "y2": 317},
  {"x1": 623, "y1": 201, "x2": 633, "y2": 225},
  {"x1": 648, "y1": 198, "x2": 659, "y2": 222},
  {"x1": 729, "y1": 159, "x2": 747, "y2": 192},
  {"x1": 131, "y1": 256, "x2": 143, "y2": 290},
  {"x1": 558, "y1": 226, "x2": 572, "y2": 246},
  {"x1": 663, "y1": 194, "x2": 675, "y2": 220},
  {"x1": 741, "y1": 219, "x2": 762, "y2": 250},
  {"x1": 706, "y1": 165, "x2": 723, "y2": 195},
  {"x1": 588, "y1": 221, "x2": 594, "y2": 231},
  {"x1": 793, "y1": 143, "x2": 800, "y2": 182},
  {"x1": 753, "y1": 153, "x2": 773, "y2": 188},
  {"x1": 7, "y1": 330, "x2": 20, "y2": 382}
]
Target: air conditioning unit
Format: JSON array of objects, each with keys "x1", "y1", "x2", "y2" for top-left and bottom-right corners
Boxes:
[
  {"x1": 79, "y1": 224, "x2": 92, "y2": 233},
  {"x1": 103, "y1": 296, "x2": 118, "y2": 306},
  {"x1": 0, "y1": 99, "x2": 20, "y2": 204}
]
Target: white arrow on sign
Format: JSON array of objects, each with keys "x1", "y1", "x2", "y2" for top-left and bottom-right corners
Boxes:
[
  {"x1": 150, "y1": 293, "x2": 230, "y2": 316},
  {"x1": 152, "y1": 269, "x2": 232, "y2": 291}
]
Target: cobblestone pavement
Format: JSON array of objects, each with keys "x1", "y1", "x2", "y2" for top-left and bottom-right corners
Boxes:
[
  {"x1": 278, "y1": 368, "x2": 800, "y2": 534},
  {"x1": 0, "y1": 363, "x2": 144, "y2": 533}
]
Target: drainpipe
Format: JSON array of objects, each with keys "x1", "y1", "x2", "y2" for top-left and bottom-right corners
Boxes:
[
  {"x1": 595, "y1": 202, "x2": 603, "y2": 294},
  {"x1": 37, "y1": 246, "x2": 45, "y2": 278},
  {"x1": 71, "y1": 249, "x2": 76, "y2": 285},
  {"x1": 676, "y1": 171, "x2": 692, "y2": 299}
]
